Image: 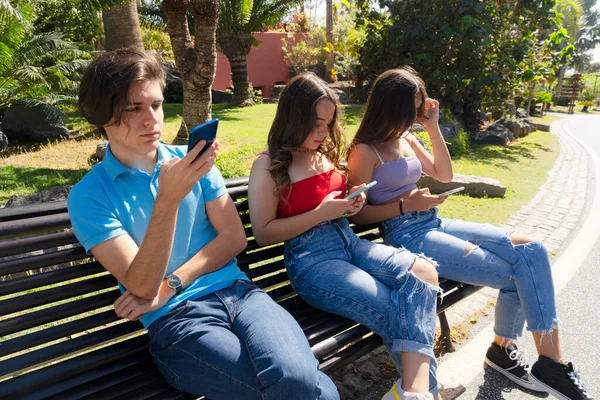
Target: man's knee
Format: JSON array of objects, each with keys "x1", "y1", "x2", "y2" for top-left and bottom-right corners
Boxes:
[
  {"x1": 411, "y1": 257, "x2": 438, "y2": 286},
  {"x1": 263, "y1": 358, "x2": 322, "y2": 398}
]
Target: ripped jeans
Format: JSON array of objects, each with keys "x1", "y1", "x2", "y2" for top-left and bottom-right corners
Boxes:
[
  {"x1": 285, "y1": 218, "x2": 441, "y2": 396},
  {"x1": 380, "y1": 208, "x2": 557, "y2": 341}
]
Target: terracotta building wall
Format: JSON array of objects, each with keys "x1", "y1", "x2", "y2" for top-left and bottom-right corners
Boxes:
[{"x1": 213, "y1": 32, "x2": 299, "y2": 98}]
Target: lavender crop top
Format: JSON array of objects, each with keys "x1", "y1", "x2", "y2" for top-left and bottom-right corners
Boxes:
[{"x1": 367, "y1": 145, "x2": 422, "y2": 205}]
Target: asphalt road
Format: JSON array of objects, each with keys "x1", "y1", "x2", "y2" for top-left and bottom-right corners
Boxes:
[{"x1": 458, "y1": 114, "x2": 600, "y2": 399}]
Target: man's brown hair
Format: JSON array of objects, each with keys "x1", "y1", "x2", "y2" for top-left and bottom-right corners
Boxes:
[{"x1": 78, "y1": 48, "x2": 166, "y2": 136}]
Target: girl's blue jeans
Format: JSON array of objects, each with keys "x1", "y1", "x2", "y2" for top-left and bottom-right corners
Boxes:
[
  {"x1": 148, "y1": 280, "x2": 339, "y2": 400},
  {"x1": 285, "y1": 218, "x2": 441, "y2": 396},
  {"x1": 380, "y1": 208, "x2": 558, "y2": 341}
]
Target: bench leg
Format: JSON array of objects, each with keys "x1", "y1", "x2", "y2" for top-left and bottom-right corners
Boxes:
[{"x1": 438, "y1": 311, "x2": 455, "y2": 353}]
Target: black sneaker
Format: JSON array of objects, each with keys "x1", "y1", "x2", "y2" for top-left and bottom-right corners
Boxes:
[
  {"x1": 484, "y1": 342, "x2": 542, "y2": 391},
  {"x1": 530, "y1": 356, "x2": 593, "y2": 400}
]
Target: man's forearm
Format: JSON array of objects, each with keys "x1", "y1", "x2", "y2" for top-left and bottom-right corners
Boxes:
[
  {"x1": 124, "y1": 196, "x2": 179, "y2": 298},
  {"x1": 175, "y1": 228, "x2": 247, "y2": 289}
]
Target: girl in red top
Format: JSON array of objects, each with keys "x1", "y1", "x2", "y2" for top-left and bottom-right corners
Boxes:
[{"x1": 248, "y1": 73, "x2": 442, "y2": 400}]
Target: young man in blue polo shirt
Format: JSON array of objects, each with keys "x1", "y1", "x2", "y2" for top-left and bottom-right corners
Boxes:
[{"x1": 68, "y1": 48, "x2": 339, "y2": 400}]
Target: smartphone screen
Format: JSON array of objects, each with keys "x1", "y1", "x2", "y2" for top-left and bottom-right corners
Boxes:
[{"x1": 188, "y1": 118, "x2": 219, "y2": 159}]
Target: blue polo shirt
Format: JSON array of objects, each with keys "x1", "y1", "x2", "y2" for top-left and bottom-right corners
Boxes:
[{"x1": 67, "y1": 143, "x2": 248, "y2": 328}]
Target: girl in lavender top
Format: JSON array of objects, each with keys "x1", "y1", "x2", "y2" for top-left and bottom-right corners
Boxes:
[{"x1": 347, "y1": 67, "x2": 592, "y2": 400}]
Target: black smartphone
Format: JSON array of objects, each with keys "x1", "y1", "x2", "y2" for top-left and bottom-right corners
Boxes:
[{"x1": 188, "y1": 118, "x2": 219, "y2": 159}]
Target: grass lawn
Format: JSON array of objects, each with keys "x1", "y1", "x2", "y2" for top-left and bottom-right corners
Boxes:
[
  {"x1": 530, "y1": 113, "x2": 563, "y2": 125},
  {"x1": 438, "y1": 130, "x2": 559, "y2": 226},
  {"x1": 548, "y1": 104, "x2": 600, "y2": 115},
  {"x1": 0, "y1": 103, "x2": 559, "y2": 229}
]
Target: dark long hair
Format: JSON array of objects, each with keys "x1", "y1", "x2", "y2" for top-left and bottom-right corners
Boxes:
[
  {"x1": 78, "y1": 48, "x2": 166, "y2": 136},
  {"x1": 352, "y1": 67, "x2": 428, "y2": 146},
  {"x1": 267, "y1": 73, "x2": 346, "y2": 197}
]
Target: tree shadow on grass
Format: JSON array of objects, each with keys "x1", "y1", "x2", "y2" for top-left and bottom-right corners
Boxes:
[
  {"x1": 458, "y1": 140, "x2": 552, "y2": 169},
  {"x1": 0, "y1": 166, "x2": 89, "y2": 204}
]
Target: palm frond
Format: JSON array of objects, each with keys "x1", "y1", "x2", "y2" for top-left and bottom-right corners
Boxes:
[
  {"x1": 15, "y1": 33, "x2": 79, "y2": 65},
  {"x1": 12, "y1": 65, "x2": 47, "y2": 87},
  {"x1": 81, "y1": 0, "x2": 128, "y2": 12},
  {"x1": 247, "y1": 0, "x2": 300, "y2": 32},
  {"x1": 218, "y1": 0, "x2": 254, "y2": 31},
  {"x1": 0, "y1": 0, "x2": 23, "y2": 24}
]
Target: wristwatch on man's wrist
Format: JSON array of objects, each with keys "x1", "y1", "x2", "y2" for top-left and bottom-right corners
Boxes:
[{"x1": 166, "y1": 273, "x2": 183, "y2": 294}]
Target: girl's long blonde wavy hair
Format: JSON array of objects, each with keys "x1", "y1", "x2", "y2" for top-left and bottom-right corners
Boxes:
[{"x1": 267, "y1": 73, "x2": 347, "y2": 198}]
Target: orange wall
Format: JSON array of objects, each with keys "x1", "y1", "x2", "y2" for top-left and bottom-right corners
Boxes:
[{"x1": 214, "y1": 32, "x2": 297, "y2": 98}]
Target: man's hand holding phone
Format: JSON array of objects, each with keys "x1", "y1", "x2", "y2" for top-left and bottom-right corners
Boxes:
[{"x1": 157, "y1": 138, "x2": 219, "y2": 204}]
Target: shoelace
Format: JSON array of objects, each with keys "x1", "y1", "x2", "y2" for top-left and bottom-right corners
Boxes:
[
  {"x1": 567, "y1": 369, "x2": 592, "y2": 399},
  {"x1": 508, "y1": 348, "x2": 531, "y2": 373}
]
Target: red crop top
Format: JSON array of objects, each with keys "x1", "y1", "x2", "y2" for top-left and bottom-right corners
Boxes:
[{"x1": 278, "y1": 169, "x2": 347, "y2": 218}]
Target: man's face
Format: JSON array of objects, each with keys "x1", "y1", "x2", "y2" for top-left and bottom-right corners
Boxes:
[{"x1": 104, "y1": 80, "x2": 164, "y2": 160}]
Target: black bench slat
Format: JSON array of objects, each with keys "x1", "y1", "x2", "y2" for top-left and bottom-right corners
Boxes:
[
  {"x1": 147, "y1": 389, "x2": 197, "y2": 400},
  {"x1": 0, "y1": 310, "x2": 120, "y2": 357},
  {"x1": 244, "y1": 259, "x2": 285, "y2": 280},
  {"x1": 297, "y1": 312, "x2": 335, "y2": 332},
  {"x1": 0, "y1": 261, "x2": 105, "y2": 297},
  {"x1": 2, "y1": 321, "x2": 141, "y2": 378},
  {"x1": 48, "y1": 362, "x2": 157, "y2": 400},
  {"x1": 311, "y1": 324, "x2": 371, "y2": 359},
  {"x1": 0, "y1": 230, "x2": 77, "y2": 258},
  {"x1": 0, "y1": 289, "x2": 119, "y2": 337},
  {"x1": 90, "y1": 373, "x2": 167, "y2": 400},
  {"x1": 263, "y1": 282, "x2": 295, "y2": 302},
  {"x1": 112, "y1": 379, "x2": 174, "y2": 400},
  {"x1": 239, "y1": 213, "x2": 251, "y2": 226},
  {"x1": 0, "y1": 245, "x2": 88, "y2": 276},
  {"x1": 234, "y1": 199, "x2": 249, "y2": 213},
  {"x1": 224, "y1": 176, "x2": 249, "y2": 188},
  {"x1": 438, "y1": 283, "x2": 483, "y2": 313},
  {"x1": 253, "y1": 270, "x2": 288, "y2": 290},
  {"x1": 0, "y1": 212, "x2": 72, "y2": 237},
  {"x1": 0, "y1": 201, "x2": 67, "y2": 223},
  {"x1": 320, "y1": 334, "x2": 382, "y2": 374},
  {"x1": 0, "y1": 335, "x2": 150, "y2": 399},
  {"x1": 1, "y1": 274, "x2": 117, "y2": 315},
  {"x1": 305, "y1": 317, "x2": 355, "y2": 345},
  {"x1": 237, "y1": 245, "x2": 284, "y2": 266}
]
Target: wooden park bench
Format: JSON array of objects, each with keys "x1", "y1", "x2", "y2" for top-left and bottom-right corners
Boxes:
[{"x1": 0, "y1": 176, "x2": 482, "y2": 399}]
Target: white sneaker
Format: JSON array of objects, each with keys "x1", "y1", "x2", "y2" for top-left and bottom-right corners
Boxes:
[{"x1": 381, "y1": 381, "x2": 434, "y2": 400}]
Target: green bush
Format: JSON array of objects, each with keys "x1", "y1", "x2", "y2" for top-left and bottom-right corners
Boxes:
[
  {"x1": 141, "y1": 27, "x2": 173, "y2": 59},
  {"x1": 356, "y1": 0, "x2": 570, "y2": 131}
]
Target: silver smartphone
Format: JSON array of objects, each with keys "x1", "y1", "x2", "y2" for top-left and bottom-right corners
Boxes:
[{"x1": 437, "y1": 186, "x2": 465, "y2": 197}]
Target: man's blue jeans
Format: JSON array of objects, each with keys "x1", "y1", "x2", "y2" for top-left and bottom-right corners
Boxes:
[
  {"x1": 148, "y1": 280, "x2": 339, "y2": 400},
  {"x1": 381, "y1": 208, "x2": 558, "y2": 340},
  {"x1": 284, "y1": 218, "x2": 441, "y2": 396}
]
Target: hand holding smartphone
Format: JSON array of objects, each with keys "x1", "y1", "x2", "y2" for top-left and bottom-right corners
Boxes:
[
  {"x1": 188, "y1": 118, "x2": 219, "y2": 160},
  {"x1": 346, "y1": 181, "x2": 377, "y2": 200},
  {"x1": 437, "y1": 186, "x2": 465, "y2": 197}
]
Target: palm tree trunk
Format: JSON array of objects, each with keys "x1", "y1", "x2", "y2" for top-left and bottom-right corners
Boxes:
[
  {"x1": 102, "y1": 0, "x2": 143, "y2": 51},
  {"x1": 229, "y1": 51, "x2": 253, "y2": 107},
  {"x1": 163, "y1": 0, "x2": 218, "y2": 144},
  {"x1": 325, "y1": 0, "x2": 333, "y2": 83}
]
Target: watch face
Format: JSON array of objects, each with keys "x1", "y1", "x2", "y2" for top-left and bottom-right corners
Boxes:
[{"x1": 167, "y1": 274, "x2": 182, "y2": 289}]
